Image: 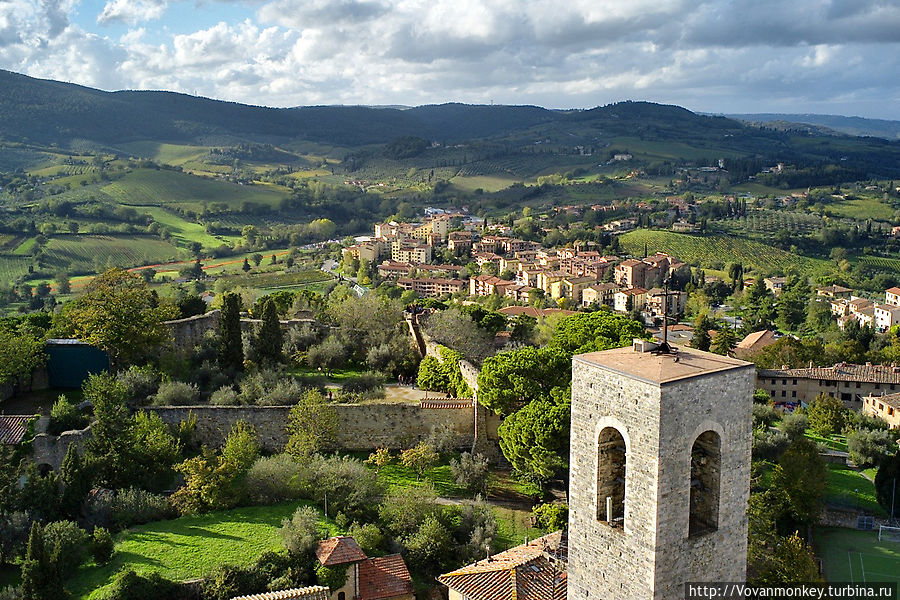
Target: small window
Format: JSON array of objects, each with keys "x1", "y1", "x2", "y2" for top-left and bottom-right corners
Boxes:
[
  {"x1": 792, "y1": 391, "x2": 797, "y2": 398},
  {"x1": 845, "y1": 382, "x2": 849, "y2": 388},
  {"x1": 880, "y1": 403, "x2": 885, "y2": 410},
  {"x1": 889, "y1": 407, "x2": 895, "y2": 416},
  {"x1": 339, "y1": 593, "x2": 346, "y2": 600},
  {"x1": 856, "y1": 382, "x2": 861, "y2": 388},
  {"x1": 792, "y1": 379, "x2": 797, "y2": 385},
  {"x1": 782, "y1": 379, "x2": 787, "y2": 385},
  {"x1": 781, "y1": 390, "x2": 786, "y2": 397}
]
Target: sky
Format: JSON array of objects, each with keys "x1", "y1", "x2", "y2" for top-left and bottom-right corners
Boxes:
[{"x1": 1, "y1": 0, "x2": 900, "y2": 119}]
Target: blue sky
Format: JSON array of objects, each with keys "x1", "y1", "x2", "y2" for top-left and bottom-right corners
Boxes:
[{"x1": 1, "y1": 0, "x2": 899, "y2": 119}]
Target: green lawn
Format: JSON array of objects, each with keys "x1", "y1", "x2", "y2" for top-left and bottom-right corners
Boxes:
[
  {"x1": 493, "y1": 506, "x2": 543, "y2": 552},
  {"x1": 814, "y1": 527, "x2": 900, "y2": 584},
  {"x1": 136, "y1": 206, "x2": 239, "y2": 248},
  {"x1": 827, "y1": 197, "x2": 897, "y2": 221},
  {"x1": 67, "y1": 501, "x2": 333, "y2": 600},
  {"x1": 825, "y1": 463, "x2": 886, "y2": 516},
  {"x1": 806, "y1": 432, "x2": 848, "y2": 452}
]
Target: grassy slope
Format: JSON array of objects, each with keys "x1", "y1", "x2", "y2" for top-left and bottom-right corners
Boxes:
[
  {"x1": 101, "y1": 168, "x2": 290, "y2": 210},
  {"x1": 68, "y1": 501, "x2": 331, "y2": 600},
  {"x1": 827, "y1": 197, "x2": 897, "y2": 221},
  {"x1": 44, "y1": 235, "x2": 184, "y2": 272},
  {"x1": 138, "y1": 205, "x2": 240, "y2": 248},
  {"x1": 825, "y1": 463, "x2": 885, "y2": 515},
  {"x1": 618, "y1": 229, "x2": 828, "y2": 274}
]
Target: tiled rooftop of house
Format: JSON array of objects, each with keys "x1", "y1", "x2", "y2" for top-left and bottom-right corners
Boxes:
[
  {"x1": 315, "y1": 536, "x2": 367, "y2": 566},
  {"x1": 865, "y1": 393, "x2": 900, "y2": 409},
  {"x1": 759, "y1": 363, "x2": 900, "y2": 383},
  {"x1": 0, "y1": 415, "x2": 33, "y2": 445},
  {"x1": 230, "y1": 585, "x2": 331, "y2": 600},
  {"x1": 438, "y1": 532, "x2": 567, "y2": 600},
  {"x1": 358, "y1": 554, "x2": 414, "y2": 600}
]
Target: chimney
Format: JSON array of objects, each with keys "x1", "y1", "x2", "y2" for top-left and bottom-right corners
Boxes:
[{"x1": 633, "y1": 339, "x2": 660, "y2": 353}]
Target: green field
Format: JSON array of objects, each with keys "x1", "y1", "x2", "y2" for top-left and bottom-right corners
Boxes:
[
  {"x1": 827, "y1": 197, "x2": 897, "y2": 221},
  {"x1": 814, "y1": 527, "x2": 900, "y2": 584},
  {"x1": 101, "y1": 168, "x2": 290, "y2": 210},
  {"x1": 0, "y1": 255, "x2": 31, "y2": 282},
  {"x1": 825, "y1": 463, "x2": 885, "y2": 516},
  {"x1": 618, "y1": 229, "x2": 828, "y2": 274},
  {"x1": 44, "y1": 235, "x2": 184, "y2": 273},
  {"x1": 116, "y1": 142, "x2": 211, "y2": 165},
  {"x1": 68, "y1": 501, "x2": 332, "y2": 599},
  {"x1": 137, "y1": 206, "x2": 239, "y2": 248},
  {"x1": 857, "y1": 256, "x2": 900, "y2": 274},
  {"x1": 450, "y1": 174, "x2": 521, "y2": 192}
]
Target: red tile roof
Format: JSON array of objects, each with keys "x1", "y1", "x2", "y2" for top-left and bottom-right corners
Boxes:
[
  {"x1": 315, "y1": 537, "x2": 367, "y2": 566},
  {"x1": 438, "y1": 532, "x2": 567, "y2": 600},
  {"x1": 358, "y1": 554, "x2": 414, "y2": 600},
  {"x1": 0, "y1": 415, "x2": 33, "y2": 445},
  {"x1": 231, "y1": 585, "x2": 331, "y2": 600},
  {"x1": 759, "y1": 363, "x2": 900, "y2": 383}
]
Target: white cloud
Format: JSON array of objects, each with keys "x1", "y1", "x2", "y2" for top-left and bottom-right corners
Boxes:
[
  {"x1": 0, "y1": 0, "x2": 899, "y2": 118},
  {"x1": 97, "y1": 0, "x2": 168, "y2": 25}
]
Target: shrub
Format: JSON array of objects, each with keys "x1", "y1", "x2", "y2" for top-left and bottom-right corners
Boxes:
[
  {"x1": 347, "y1": 522, "x2": 383, "y2": 556},
  {"x1": 102, "y1": 568, "x2": 181, "y2": 600},
  {"x1": 379, "y1": 484, "x2": 439, "y2": 538},
  {"x1": 752, "y1": 429, "x2": 791, "y2": 462},
  {"x1": 99, "y1": 488, "x2": 174, "y2": 530},
  {"x1": 0, "y1": 586, "x2": 22, "y2": 600},
  {"x1": 848, "y1": 410, "x2": 894, "y2": 433},
  {"x1": 48, "y1": 395, "x2": 87, "y2": 435},
  {"x1": 753, "y1": 389, "x2": 772, "y2": 404},
  {"x1": 0, "y1": 512, "x2": 30, "y2": 565},
  {"x1": 403, "y1": 514, "x2": 453, "y2": 574},
  {"x1": 752, "y1": 404, "x2": 779, "y2": 431},
  {"x1": 341, "y1": 372, "x2": 383, "y2": 395},
  {"x1": 457, "y1": 497, "x2": 497, "y2": 563},
  {"x1": 532, "y1": 503, "x2": 569, "y2": 532},
  {"x1": 43, "y1": 520, "x2": 89, "y2": 574},
  {"x1": 279, "y1": 506, "x2": 322, "y2": 558},
  {"x1": 303, "y1": 455, "x2": 382, "y2": 522},
  {"x1": 244, "y1": 455, "x2": 304, "y2": 504},
  {"x1": 117, "y1": 366, "x2": 159, "y2": 404},
  {"x1": 210, "y1": 386, "x2": 240, "y2": 406},
  {"x1": 91, "y1": 527, "x2": 114, "y2": 565},
  {"x1": 847, "y1": 429, "x2": 897, "y2": 468},
  {"x1": 152, "y1": 381, "x2": 199, "y2": 406},
  {"x1": 778, "y1": 412, "x2": 808, "y2": 440},
  {"x1": 257, "y1": 378, "x2": 303, "y2": 406},
  {"x1": 315, "y1": 563, "x2": 347, "y2": 591},
  {"x1": 427, "y1": 422, "x2": 459, "y2": 454},
  {"x1": 237, "y1": 369, "x2": 284, "y2": 404},
  {"x1": 450, "y1": 452, "x2": 490, "y2": 496},
  {"x1": 285, "y1": 390, "x2": 338, "y2": 459}
]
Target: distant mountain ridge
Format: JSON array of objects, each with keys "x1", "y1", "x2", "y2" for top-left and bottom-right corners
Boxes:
[{"x1": 725, "y1": 113, "x2": 900, "y2": 140}]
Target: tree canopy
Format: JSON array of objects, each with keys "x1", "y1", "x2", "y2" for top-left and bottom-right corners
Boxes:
[{"x1": 63, "y1": 268, "x2": 177, "y2": 367}]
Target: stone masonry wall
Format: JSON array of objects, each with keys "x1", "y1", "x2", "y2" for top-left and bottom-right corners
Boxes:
[
  {"x1": 165, "y1": 311, "x2": 321, "y2": 350},
  {"x1": 147, "y1": 403, "x2": 479, "y2": 452},
  {"x1": 32, "y1": 424, "x2": 92, "y2": 470}
]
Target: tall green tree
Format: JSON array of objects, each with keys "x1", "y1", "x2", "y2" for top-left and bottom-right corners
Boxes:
[
  {"x1": 253, "y1": 297, "x2": 283, "y2": 366},
  {"x1": 771, "y1": 438, "x2": 827, "y2": 529},
  {"x1": 218, "y1": 292, "x2": 243, "y2": 372},
  {"x1": 21, "y1": 522, "x2": 65, "y2": 600},
  {"x1": 777, "y1": 275, "x2": 811, "y2": 332},
  {"x1": 83, "y1": 373, "x2": 134, "y2": 489},
  {"x1": 63, "y1": 268, "x2": 177, "y2": 367},
  {"x1": 691, "y1": 314, "x2": 713, "y2": 351},
  {"x1": 285, "y1": 390, "x2": 338, "y2": 460},
  {"x1": 710, "y1": 327, "x2": 736, "y2": 356}
]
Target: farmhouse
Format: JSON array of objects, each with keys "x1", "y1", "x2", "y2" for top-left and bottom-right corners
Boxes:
[
  {"x1": 757, "y1": 362, "x2": 900, "y2": 410},
  {"x1": 862, "y1": 393, "x2": 900, "y2": 429}
]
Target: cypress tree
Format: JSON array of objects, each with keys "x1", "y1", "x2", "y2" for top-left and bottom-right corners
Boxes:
[
  {"x1": 59, "y1": 445, "x2": 91, "y2": 520},
  {"x1": 253, "y1": 297, "x2": 283, "y2": 366},
  {"x1": 218, "y1": 292, "x2": 244, "y2": 372},
  {"x1": 22, "y1": 521, "x2": 65, "y2": 600}
]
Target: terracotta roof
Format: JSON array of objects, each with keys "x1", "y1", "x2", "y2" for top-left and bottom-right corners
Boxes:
[
  {"x1": 358, "y1": 554, "x2": 414, "y2": 600},
  {"x1": 315, "y1": 536, "x2": 367, "y2": 566},
  {"x1": 887, "y1": 287, "x2": 900, "y2": 295},
  {"x1": 230, "y1": 585, "x2": 331, "y2": 600},
  {"x1": 438, "y1": 532, "x2": 567, "y2": 600},
  {"x1": 0, "y1": 415, "x2": 33, "y2": 445},
  {"x1": 759, "y1": 363, "x2": 900, "y2": 383},
  {"x1": 866, "y1": 393, "x2": 900, "y2": 409},
  {"x1": 735, "y1": 330, "x2": 777, "y2": 351}
]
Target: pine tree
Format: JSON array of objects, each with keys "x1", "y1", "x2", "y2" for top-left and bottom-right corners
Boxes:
[
  {"x1": 253, "y1": 297, "x2": 283, "y2": 366},
  {"x1": 242, "y1": 258, "x2": 251, "y2": 272},
  {"x1": 218, "y1": 292, "x2": 244, "y2": 372},
  {"x1": 59, "y1": 445, "x2": 91, "y2": 520},
  {"x1": 711, "y1": 328, "x2": 735, "y2": 356}
]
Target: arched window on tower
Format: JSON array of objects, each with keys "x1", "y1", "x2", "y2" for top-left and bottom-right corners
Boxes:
[
  {"x1": 597, "y1": 427, "x2": 626, "y2": 529},
  {"x1": 689, "y1": 430, "x2": 721, "y2": 537}
]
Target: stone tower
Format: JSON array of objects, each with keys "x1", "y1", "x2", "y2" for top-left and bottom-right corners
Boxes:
[{"x1": 567, "y1": 341, "x2": 755, "y2": 600}]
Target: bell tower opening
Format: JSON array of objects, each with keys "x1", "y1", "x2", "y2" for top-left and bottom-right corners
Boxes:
[
  {"x1": 597, "y1": 426, "x2": 626, "y2": 529},
  {"x1": 689, "y1": 430, "x2": 721, "y2": 538}
]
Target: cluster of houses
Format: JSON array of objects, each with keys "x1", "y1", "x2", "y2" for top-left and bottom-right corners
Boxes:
[
  {"x1": 343, "y1": 217, "x2": 689, "y2": 319},
  {"x1": 822, "y1": 285, "x2": 900, "y2": 332}
]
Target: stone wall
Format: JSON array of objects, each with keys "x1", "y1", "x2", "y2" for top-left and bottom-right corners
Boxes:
[
  {"x1": 32, "y1": 423, "x2": 92, "y2": 470},
  {"x1": 165, "y1": 311, "x2": 322, "y2": 350},
  {"x1": 147, "y1": 403, "x2": 483, "y2": 452}
]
